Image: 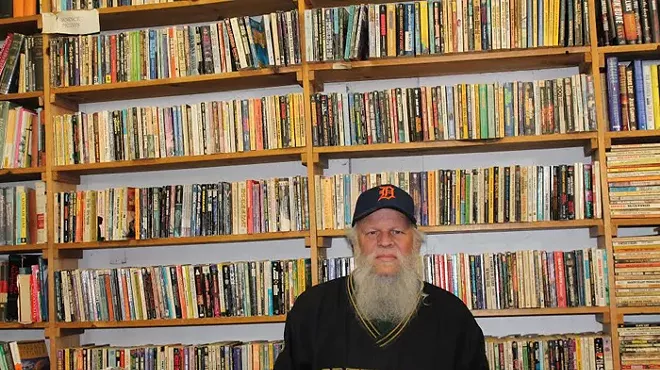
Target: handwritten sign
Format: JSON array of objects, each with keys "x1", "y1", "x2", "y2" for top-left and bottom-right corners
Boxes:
[{"x1": 42, "y1": 9, "x2": 100, "y2": 35}]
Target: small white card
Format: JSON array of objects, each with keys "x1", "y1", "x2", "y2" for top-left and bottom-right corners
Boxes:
[{"x1": 42, "y1": 9, "x2": 100, "y2": 35}]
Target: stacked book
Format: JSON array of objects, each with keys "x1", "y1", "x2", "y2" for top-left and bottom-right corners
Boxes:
[
  {"x1": 613, "y1": 234, "x2": 660, "y2": 307},
  {"x1": 607, "y1": 142, "x2": 660, "y2": 219},
  {"x1": 619, "y1": 322, "x2": 660, "y2": 368}
]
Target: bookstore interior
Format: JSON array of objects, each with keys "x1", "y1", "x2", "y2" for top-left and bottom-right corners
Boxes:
[{"x1": 5, "y1": 0, "x2": 660, "y2": 368}]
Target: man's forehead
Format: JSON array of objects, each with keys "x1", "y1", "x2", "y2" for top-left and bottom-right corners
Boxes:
[{"x1": 357, "y1": 209, "x2": 413, "y2": 225}]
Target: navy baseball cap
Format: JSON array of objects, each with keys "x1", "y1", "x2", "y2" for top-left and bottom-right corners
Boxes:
[{"x1": 351, "y1": 184, "x2": 417, "y2": 227}]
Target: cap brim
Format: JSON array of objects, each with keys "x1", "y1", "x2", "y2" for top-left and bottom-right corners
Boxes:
[{"x1": 351, "y1": 205, "x2": 417, "y2": 227}]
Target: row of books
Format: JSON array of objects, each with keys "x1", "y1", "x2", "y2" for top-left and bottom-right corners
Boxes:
[
  {"x1": 0, "y1": 102, "x2": 45, "y2": 170},
  {"x1": 49, "y1": 10, "x2": 301, "y2": 87},
  {"x1": 55, "y1": 258, "x2": 311, "y2": 323},
  {"x1": 312, "y1": 74, "x2": 597, "y2": 147},
  {"x1": 485, "y1": 333, "x2": 613, "y2": 368},
  {"x1": 0, "y1": 254, "x2": 48, "y2": 324},
  {"x1": 0, "y1": 340, "x2": 49, "y2": 370},
  {"x1": 0, "y1": 1, "x2": 38, "y2": 19},
  {"x1": 52, "y1": 333, "x2": 612, "y2": 370},
  {"x1": 55, "y1": 176, "x2": 309, "y2": 244},
  {"x1": 612, "y1": 234, "x2": 660, "y2": 307},
  {"x1": 606, "y1": 142, "x2": 660, "y2": 218},
  {"x1": 321, "y1": 247, "x2": 609, "y2": 311},
  {"x1": 0, "y1": 184, "x2": 46, "y2": 246},
  {"x1": 598, "y1": 0, "x2": 660, "y2": 46},
  {"x1": 0, "y1": 33, "x2": 43, "y2": 95},
  {"x1": 50, "y1": 0, "x2": 170, "y2": 11},
  {"x1": 605, "y1": 57, "x2": 660, "y2": 131},
  {"x1": 53, "y1": 93, "x2": 306, "y2": 166},
  {"x1": 0, "y1": 33, "x2": 42, "y2": 96},
  {"x1": 315, "y1": 164, "x2": 602, "y2": 230},
  {"x1": 618, "y1": 321, "x2": 660, "y2": 367},
  {"x1": 56, "y1": 341, "x2": 284, "y2": 370},
  {"x1": 305, "y1": 0, "x2": 590, "y2": 63},
  {"x1": 423, "y1": 248, "x2": 609, "y2": 309}
]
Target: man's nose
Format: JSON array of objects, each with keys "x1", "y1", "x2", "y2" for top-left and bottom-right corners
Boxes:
[{"x1": 377, "y1": 232, "x2": 394, "y2": 247}]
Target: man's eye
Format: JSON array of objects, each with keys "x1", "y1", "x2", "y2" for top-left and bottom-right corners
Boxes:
[{"x1": 392, "y1": 230, "x2": 402, "y2": 235}]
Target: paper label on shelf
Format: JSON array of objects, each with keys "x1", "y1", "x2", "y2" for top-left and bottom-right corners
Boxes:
[{"x1": 42, "y1": 10, "x2": 100, "y2": 35}]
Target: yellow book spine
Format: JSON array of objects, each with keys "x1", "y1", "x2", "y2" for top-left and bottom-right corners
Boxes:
[
  {"x1": 420, "y1": 1, "x2": 429, "y2": 53},
  {"x1": 652, "y1": 66, "x2": 660, "y2": 128}
]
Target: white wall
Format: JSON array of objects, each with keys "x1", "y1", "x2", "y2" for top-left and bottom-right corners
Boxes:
[{"x1": 6, "y1": 65, "x2": 659, "y2": 349}]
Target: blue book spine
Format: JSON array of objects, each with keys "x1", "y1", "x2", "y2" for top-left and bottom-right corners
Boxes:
[
  {"x1": 606, "y1": 57, "x2": 622, "y2": 131},
  {"x1": 633, "y1": 59, "x2": 647, "y2": 130}
]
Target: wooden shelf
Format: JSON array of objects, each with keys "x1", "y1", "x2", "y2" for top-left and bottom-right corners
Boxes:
[
  {"x1": 617, "y1": 306, "x2": 660, "y2": 315},
  {"x1": 56, "y1": 315, "x2": 286, "y2": 329},
  {"x1": 606, "y1": 129, "x2": 660, "y2": 147},
  {"x1": 0, "y1": 321, "x2": 47, "y2": 329},
  {"x1": 51, "y1": 66, "x2": 301, "y2": 104},
  {"x1": 473, "y1": 306, "x2": 609, "y2": 317},
  {"x1": 0, "y1": 15, "x2": 41, "y2": 38},
  {"x1": 0, "y1": 244, "x2": 47, "y2": 254},
  {"x1": 0, "y1": 166, "x2": 44, "y2": 183},
  {"x1": 309, "y1": 47, "x2": 591, "y2": 83},
  {"x1": 56, "y1": 230, "x2": 309, "y2": 251},
  {"x1": 0, "y1": 91, "x2": 43, "y2": 107},
  {"x1": 611, "y1": 217, "x2": 660, "y2": 229},
  {"x1": 54, "y1": 147, "x2": 306, "y2": 176},
  {"x1": 53, "y1": 306, "x2": 609, "y2": 330},
  {"x1": 94, "y1": 0, "x2": 296, "y2": 31},
  {"x1": 598, "y1": 43, "x2": 660, "y2": 58},
  {"x1": 315, "y1": 132, "x2": 598, "y2": 159},
  {"x1": 318, "y1": 219, "x2": 602, "y2": 237}
]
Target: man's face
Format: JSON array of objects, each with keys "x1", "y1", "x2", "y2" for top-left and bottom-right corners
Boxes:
[{"x1": 355, "y1": 208, "x2": 415, "y2": 276}]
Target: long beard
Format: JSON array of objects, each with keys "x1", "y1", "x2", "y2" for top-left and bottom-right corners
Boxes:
[{"x1": 351, "y1": 249, "x2": 423, "y2": 323}]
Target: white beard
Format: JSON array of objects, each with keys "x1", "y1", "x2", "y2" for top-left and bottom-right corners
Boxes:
[{"x1": 351, "y1": 249, "x2": 423, "y2": 323}]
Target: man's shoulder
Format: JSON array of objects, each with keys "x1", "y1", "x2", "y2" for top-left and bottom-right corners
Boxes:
[
  {"x1": 291, "y1": 276, "x2": 348, "y2": 312},
  {"x1": 421, "y1": 281, "x2": 475, "y2": 319}
]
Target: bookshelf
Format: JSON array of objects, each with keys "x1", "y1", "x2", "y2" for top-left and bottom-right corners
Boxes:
[{"x1": 0, "y1": 0, "x2": 658, "y2": 368}]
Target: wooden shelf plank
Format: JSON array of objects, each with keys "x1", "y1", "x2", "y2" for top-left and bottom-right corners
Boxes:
[
  {"x1": 599, "y1": 43, "x2": 660, "y2": 55},
  {"x1": 318, "y1": 219, "x2": 602, "y2": 237},
  {"x1": 309, "y1": 47, "x2": 591, "y2": 83},
  {"x1": 0, "y1": 321, "x2": 47, "y2": 329},
  {"x1": 56, "y1": 315, "x2": 286, "y2": 329},
  {"x1": 94, "y1": 0, "x2": 296, "y2": 31},
  {"x1": 611, "y1": 217, "x2": 660, "y2": 229},
  {"x1": 53, "y1": 306, "x2": 609, "y2": 330},
  {"x1": 0, "y1": 244, "x2": 47, "y2": 254},
  {"x1": 607, "y1": 130, "x2": 660, "y2": 147},
  {"x1": 0, "y1": 167, "x2": 45, "y2": 183},
  {"x1": 0, "y1": 15, "x2": 41, "y2": 38},
  {"x1": 473, "y1": 306, "x2": 609, "y2": 317},
  {"x1": 315, "y1": 132, "x2": 598, "y2": 159},
  {"x1": 56, "y1": 231, "x2": 309, "y2": 251},
  {"x1": 617, "y1": 306, "x2": 660, "y2": 315},
  {"x1": 54, "y1": 147, "x2": 306, "y2": 176},
  {"x1": 0, "y1": 91, "x2": 43, "y2": 107},
  {"x1": 51, "y1": 67, "x2": 301, "y2": 103}
]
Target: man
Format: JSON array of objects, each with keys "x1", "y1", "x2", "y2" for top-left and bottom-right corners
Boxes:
[{"x1": 274, "y1": 184, "x2": 489, "y2": 370}]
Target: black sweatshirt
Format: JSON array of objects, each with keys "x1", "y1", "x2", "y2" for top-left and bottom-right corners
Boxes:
[{"x1": 273, "y1": 275, "x2": 490, "y2": 370}]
